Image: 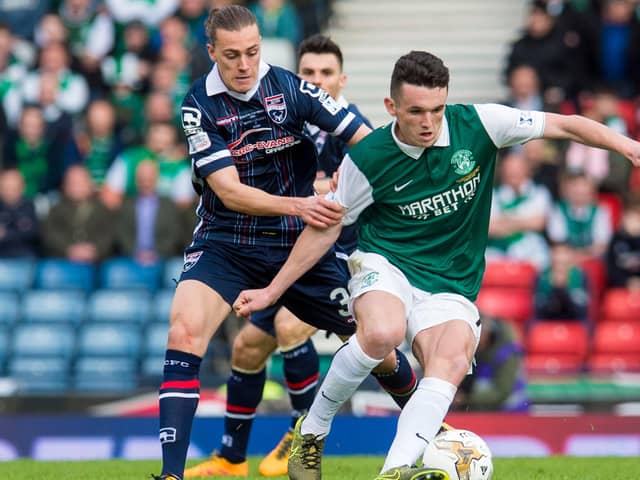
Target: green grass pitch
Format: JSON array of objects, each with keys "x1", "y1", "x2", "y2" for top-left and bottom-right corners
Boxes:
[{"x1": 2, "y1": 457, "x2": 640, "y2": 479}]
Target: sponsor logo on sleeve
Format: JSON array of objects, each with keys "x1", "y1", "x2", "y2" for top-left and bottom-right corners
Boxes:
[
  {"x1": 319, "y1": 91, "x2": 340, "y2": 115},
  {"x1": 181, "y1": 107, "x2": 203, "y2": 135},
  {"x1": 187, "y1": 132, "x2": 211, "y2": 154},
  {"x1": 518, "y1": 111, "x2": 534, "y2": 127},
  {"x1": 299, "y1": 80, "x2": 340, "y2": 115}
]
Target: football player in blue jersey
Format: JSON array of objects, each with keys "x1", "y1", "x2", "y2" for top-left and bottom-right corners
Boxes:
[
  {"x1": 153, "y1": 7, "x2": 417, "y2": 480},
  {"x1": 183, "y1": 33, "x2": 387, "y2": 479}
]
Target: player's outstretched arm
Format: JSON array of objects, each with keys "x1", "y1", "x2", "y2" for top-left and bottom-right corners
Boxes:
[
  {"x1": 543, "y1": 112, "x2": 640, "y2": 166},
  {"x1": 346, "y1": 124, "x2": 372, "y2": 146},
  {"x1": 207, "y1": 165, "x2": 344, "y2": 228},
  {"x1": 234, "y1": 222, "x2": 343, "y2": 318}
]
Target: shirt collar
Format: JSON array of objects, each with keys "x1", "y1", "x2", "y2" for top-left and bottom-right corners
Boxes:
[
  {"x1": 205, "y1": 60, "x2": 271, "y2": 100},
  {"x1": 390, "y1": 115, "x2": 450, "y2": 159}
]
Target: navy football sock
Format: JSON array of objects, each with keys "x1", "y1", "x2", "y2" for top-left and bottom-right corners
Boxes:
[
  {"x1": 159, "y1": 349, "x2": 202, "y2": 478},
  {"x1": 282, "y1": 339, "x2": 319, "y2": 429},
  {"x1": 220, "y1": 367, "x2": 266, "y2": 463},
  {"x1": 371, "y1": 348, "x2": 417, "y2": 409}
]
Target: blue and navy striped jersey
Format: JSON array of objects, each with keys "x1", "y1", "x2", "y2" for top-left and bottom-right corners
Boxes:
[{"x1": 181, "y1": 61, "x2": 364, "y2": 247}]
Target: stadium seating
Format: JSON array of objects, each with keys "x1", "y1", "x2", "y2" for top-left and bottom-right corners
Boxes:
[
  {"x1": 34, "y1": 259, "x2": 96, "y2": 292},
  {"x1": 0, "y1": 291, "x2": 20, "y2": 326},
  {"x1": 588, "y1": 321, "x2": 640, "y2": 373},
  {"x1": 21, "y1": 290, "x2": 86, "y2": 325},
  {"x1": 153, "y1": 289, "x2": 174, "y2": 323},
  {"x1": 73, "y1": 357, "x2": 138, "y2": 392},
  {"x1": 600, "y1": 288, "x2": 640, "y2": 323},
  {"x1": 481, "y1": 260, "x2": 538, "y2": 290},
  {"x1": 162, "y1": 256, "x2": 183, "y2": 289},
  {"x1": 144, "y1": 322, "x2": 170, "y2": 357},
  {"x1": 12, "y1": 323, "x2": 76, "y2": 358},
  {"x1": 525, "y1": 321, "x2": 589, "y2": 375},
  {"x1": 138, "y1": 322, "x2": 169, "y2": 384},
  {"x1": 525, "y1": 353, "x2": 586, "y2": 376},
  {"x1": 475, "y1": 287, "x2": 534, "y2": 331},
  {"x1": 140, "y1": 355, "x2": 165, "y2": 380},
  {"x1": 8, "y1": 357, "x2": 71, "y2": 393},
  {"x1": 580, "y1": 257, "x2": 607, "y2": 323},
  {"x1": 76, "y1": 323, "x2": 142, "y2": 357},
  {"x1": 87, "y1": 289, "x2": 152, "y2": 324},
  {"x1": 99, "y1": 257, "x2": 162, "y2": 291},
  {"x1": 0, "y1": 257, "x2": 35, "y2": 291},
  {"x1": 0, "y1": 328, "x2": 8, "y2": 371}
]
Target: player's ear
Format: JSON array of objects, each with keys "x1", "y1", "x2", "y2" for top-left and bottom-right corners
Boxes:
[
  {"x1": 384, "y1": 97, "x2": 396, "y2": 117},
  {"x1": 206, "y1": 43, "x2": 216, "y2": 62},
  {"x1": 338, "y1": 73, "x2": 347, "y2": 91}
]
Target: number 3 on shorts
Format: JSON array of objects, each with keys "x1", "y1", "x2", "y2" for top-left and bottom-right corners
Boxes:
[{"x1": 330, "y1": 287, "x2": 350, "y2": 317}]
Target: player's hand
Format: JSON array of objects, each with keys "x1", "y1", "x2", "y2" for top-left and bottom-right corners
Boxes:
[
  {"x1": 233, "y1": 288, "x2": 276, "y2": 319},
  {"x1": 296, "y1": 195, "x2": 344, "y2": 228}
]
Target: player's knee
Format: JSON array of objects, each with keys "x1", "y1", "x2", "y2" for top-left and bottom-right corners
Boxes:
[
  {"x1": 231, "y1": 334, "x2": 272, "y2": 370},
  {"x1": 231, "y1": 331, "x2": 252, "y2": 359},
  {"x1": 275, "y1": 322, "x2": 312, "y2": 349},
  {"x1": 428, "y1": 350, "x2": 472, "y2": 386},
  {"x1": 358, "y1": 324, "x2": 404, "y2": 359},
  {"x1": 167, "y1": 309, "x2": 204, "y2": 351}
]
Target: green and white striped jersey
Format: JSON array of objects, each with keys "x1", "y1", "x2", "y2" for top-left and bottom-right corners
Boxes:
[{"x1": 334, "y1": 103, "x2": 545, "y2": 300}]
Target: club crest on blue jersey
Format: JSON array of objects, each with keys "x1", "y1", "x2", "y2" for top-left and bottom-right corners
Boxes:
[{"x1": 265, "y1": 93, "x2": 287, "y2": 124}]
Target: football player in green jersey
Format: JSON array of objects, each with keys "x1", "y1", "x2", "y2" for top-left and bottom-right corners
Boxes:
[{"x1": 234, "y1": 51, "x2": 640, "y2": 480}]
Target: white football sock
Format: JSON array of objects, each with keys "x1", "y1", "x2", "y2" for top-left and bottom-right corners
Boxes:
[
  {"x1": 381, "y1": 376, "x2": 456, "y2": 472},
  {"x1": 302, "y1": 335, "x2": 382, "y2": 437}
]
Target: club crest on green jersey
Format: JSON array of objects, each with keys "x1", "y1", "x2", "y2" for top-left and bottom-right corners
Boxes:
[
  {"x1": 450, "y1": 149, "x2": 475, "y2": 175},
  {"x1": 361, "y1": 271, "x2": 380, "y2": 287}
]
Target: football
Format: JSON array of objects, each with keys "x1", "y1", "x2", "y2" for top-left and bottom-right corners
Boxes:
[{"x1": 422, "y1": 429, "x2": 493, "y2": 480}]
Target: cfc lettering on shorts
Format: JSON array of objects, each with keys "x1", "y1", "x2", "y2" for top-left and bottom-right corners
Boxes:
[
  {"x1": 159, "y1": 427, "x2": 177, "y2": 444},
  {"x1": 183, "y1": 251, "x2": 203, "y2": 272},
  {"x1": 397, "y1": 170, "x2": 481, "y2": 220}
]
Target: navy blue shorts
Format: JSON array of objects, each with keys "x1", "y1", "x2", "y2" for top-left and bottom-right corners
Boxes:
[{"x1": 179, "y1": 241, "x2": 355, "y2": 336}]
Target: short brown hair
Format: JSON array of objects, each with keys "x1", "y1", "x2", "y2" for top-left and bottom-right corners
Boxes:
[
  {"x1": 298, "y1": 34, "x2": 343, "y2": 70},
  {"x1": 390, "y1": 51, "x2": 449, "y2": 99},
  {"x1": 205, "y1": 5, "x2": 257, "y2": 45}
]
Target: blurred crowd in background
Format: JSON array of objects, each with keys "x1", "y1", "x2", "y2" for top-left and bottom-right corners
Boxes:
[
  {"x1": 1, "y1": 0, "x2": 640, "y2": 405},
  {"x1": 0, "y1": 0, "x2": 330, "y2": 264}
]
